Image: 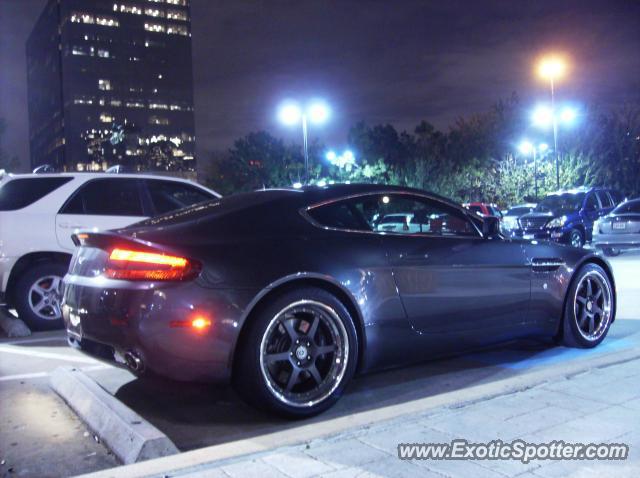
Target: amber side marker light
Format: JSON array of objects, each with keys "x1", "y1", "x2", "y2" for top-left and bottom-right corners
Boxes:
[
  {"x1": 106, "y1": 248, "x2": 199, "y2": 281},
  {"x1": 170, "y1": 315, "x2": 212, "y2": 331}
]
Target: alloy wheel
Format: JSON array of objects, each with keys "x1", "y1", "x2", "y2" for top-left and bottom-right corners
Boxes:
[
  {"x1": 259, "y1": 300, "x2": 349, "y2": 408},
  {"x1": 570, "y1": 231, "x2": 583, "y2": 248},
  {"x1": 573, "y1": 270, "x2": 612, "y2": 341},
  {"x1": 28, "y1": 275, "x2": 63, "y2": 321}
]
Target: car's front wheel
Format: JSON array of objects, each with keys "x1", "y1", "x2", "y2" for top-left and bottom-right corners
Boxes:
[
  {"x1": 562, "y1": 264, "x2": 614, "y2": 348},
  {"x1": 569, "y1": 228, "x2": 585, "y2": 248},
  {"x1": 234, "y1": 287, "x2": 358, "y2": 418},
  {"x1": 14, "y1": 262, "x2": 68, "y2": 331}
]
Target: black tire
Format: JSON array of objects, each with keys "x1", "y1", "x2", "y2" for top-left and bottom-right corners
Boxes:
[
  {"x1": 569, "y1": 229, "x2": 584, "y2": 248},
  {"x1": 562, "y1": 263, "x2": 614, "y2": 348},
  {"x1": 233, "y1": 287, "x2": 358, "y2": 418},
  {"x1": 14, "y1": 262, "x2": 68, "y2": 331}
]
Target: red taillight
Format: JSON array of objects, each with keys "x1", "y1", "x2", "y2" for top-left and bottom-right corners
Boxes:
[{"x1": 105, "y1": 248, "x2": 200, "y2": 281}]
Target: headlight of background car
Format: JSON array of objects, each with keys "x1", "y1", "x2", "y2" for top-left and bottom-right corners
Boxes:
[{"x1": 545, "y1": 215, "x2": 567, "y2": 229}]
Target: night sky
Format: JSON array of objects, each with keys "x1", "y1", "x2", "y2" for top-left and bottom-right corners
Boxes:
[{"x1": 1, "y1": 0, "x2": 639, "y2": 172}]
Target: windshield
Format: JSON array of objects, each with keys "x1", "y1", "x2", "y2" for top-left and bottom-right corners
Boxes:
[
  {"x1": 506, "y1": 206, "x2": 532, "y2": 216},
  {"x1": 536, "y1": 193, "x2": 585, "y2": 213}
]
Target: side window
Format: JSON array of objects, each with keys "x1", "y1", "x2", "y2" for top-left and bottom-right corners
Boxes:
[
  {"x1": 307, "y1": 200, "x2": 371, "y2": 231},
  {"x1": 0, "y1": 177, "x2": 72, "y2": 211},
  {"x1": 584, "y1": 193, "x2": 599, "y2": 211},
  {"x1": 596, "y1": 191, "x2": 613, "y2": 209},
  {"x1": 60, "y1": 178, "x2": 144, "y2": 216},
  {"x1": 145, "y1": 180, "x2": 215, "y2": 215},
  {"x1": 307, "y1": 194, "x2": 479, "y2": 237}
]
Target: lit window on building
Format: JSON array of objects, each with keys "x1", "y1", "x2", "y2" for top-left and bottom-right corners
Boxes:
[
  {"x1": 125, "y1": 101, "x2": 145, "y2": 108},
  {"x1": 149, "y1": 103, "x2": 168, "y2": 109},
  {"x1": 97, "y1": 49, "x2": 110, "y2": 58},
  {"x1": 145, "y1": 8, "x2": 165, "y2": 17},
  {"x1": 74, "y1": 96, "x2": 94, "y2": 105},
  {"x1": 169, "y1": 104, "x2": 182, "y2": 111},
  {"x1": 167, "y1": 9, "x2": 188, "y2": 21},
  {"x1": 110, "y1": 99, "x2": 122, "y2": 106},
  {"x1": 96, "y1": 16, "x2": 120, "y2": 27},
  {"x1": 167, "y1": 0, "x2": 187, "y2": 5},
  {"x1": 72, "y1": 46, "x2": 88, "y2": 55},
  {"x1": 149, "y1": 116, "x2": 170, "y2": 125},
  {"x1": 70, "y1": 12, "x2": 95, "y2": 24},
  {"x1": 147, "y1": 0, "x2": 165, "y2": 3},
  {"x1": 98, "y1": 79, "x2": 112, "y2": 91},
  {"x1": 114, "y1": 3, "x2": 142, "y2": 14},
  {"x1": 144, "y1": 22, "x2": 165, "y2": 33},
  {"x1": 99, "y1": 113, "x2": 114, "y2": 123},
  {"x1": 167, "y1": 24, "x2": 188, "y2": 35}
]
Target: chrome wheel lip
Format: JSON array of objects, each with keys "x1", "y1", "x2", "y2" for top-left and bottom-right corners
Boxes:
[
  {"x1": 28, "y1": 275, "x2": 63, "y2": 321},
  {"x1": 573, "y1": 270, "x2": 612, "y2": 342},
  {"x1": 259, "y1": 299, "x2": 349, "y2": 409}
]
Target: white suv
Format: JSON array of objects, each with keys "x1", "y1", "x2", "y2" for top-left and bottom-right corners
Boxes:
[{"x1": 0, "y1": 172, "x2": 220, "y2": 330}]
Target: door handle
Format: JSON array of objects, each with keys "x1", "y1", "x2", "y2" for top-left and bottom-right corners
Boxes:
[{"x1": 59, "y1": 222, "x2": 85, "y2": 229}]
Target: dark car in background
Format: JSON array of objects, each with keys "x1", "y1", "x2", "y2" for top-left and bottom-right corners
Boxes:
[
  {"x1": 62, "y1": 184, "x2": 616, "y2": 417},
  {"x1": 513, "y1": 187, "x2": 622, "y2": 247},
  {"x1": 501, "y1": 203, "x2": 537, "y2": 235},
  {"x1": 593, "y1": 198, "x2": 640, "y2": 256}
]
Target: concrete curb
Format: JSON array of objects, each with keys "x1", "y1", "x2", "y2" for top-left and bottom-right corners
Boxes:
[
  {"x1": 50, "y1": 367, "x2": 179, "y2": 464},
  {"x1": 75, "y1": 345, "x2": 640, "y2": 478},
  {"x1": 0, "y1": 308, "x2": 31, "y2": 338}
]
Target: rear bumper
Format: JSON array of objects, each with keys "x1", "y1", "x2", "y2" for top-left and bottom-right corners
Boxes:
[
  {"x1": 592, "y1": 233, "x2": 640, "y2": 250},
  {"x1": 62, "y1": 275, "x2": 259, "y2": 383}
]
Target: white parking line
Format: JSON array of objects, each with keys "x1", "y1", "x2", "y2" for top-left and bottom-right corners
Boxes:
[
  {"x1": 1, "y1": 336, "x2": 68, "y2": 345},
  {"x1": 0, "y1": 364, "x2": 111, "y2": 382},
  {"x1": 0, "y1": 344, "x2": 99, "y2": 364}
]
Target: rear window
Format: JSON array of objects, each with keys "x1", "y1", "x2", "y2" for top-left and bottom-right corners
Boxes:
[
  {"x1": 613, "y1": 200, "x2": 640, "y2": 214},
  {"x1": 0, "y1": 177, "x2": 72, "y2": 211},
  {"x1": 60, "y1": 178, "x2": 144, "y2": 216}
]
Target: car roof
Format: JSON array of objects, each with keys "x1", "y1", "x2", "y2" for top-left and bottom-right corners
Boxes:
[{"x1": 5, "y1": 172, "x2": 197, "y2": 183}]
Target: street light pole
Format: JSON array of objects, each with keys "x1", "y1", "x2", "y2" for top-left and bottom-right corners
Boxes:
[
  {"x1": 549, "y1": 77, "x2": 560, "y2": 189},
  {"x1": 533, "y1": 146, "x2": 538, "y2": 200},
  {"x1": 301, "y1": 114, "x2": 309, "y2": 184}
]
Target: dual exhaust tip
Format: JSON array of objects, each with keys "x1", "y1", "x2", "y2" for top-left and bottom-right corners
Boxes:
[{"x1": 124, "y1": 350, "x2": 145, "y2": 373}]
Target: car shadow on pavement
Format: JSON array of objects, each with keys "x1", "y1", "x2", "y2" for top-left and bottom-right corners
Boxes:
[{"x1": 110, "y1": 320, "x2": 640, "y2": 452}]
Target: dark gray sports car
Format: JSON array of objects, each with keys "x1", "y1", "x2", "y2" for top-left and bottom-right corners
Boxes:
[{"x1": 62, "y1": 184, "x2": 616, "y2": 417}]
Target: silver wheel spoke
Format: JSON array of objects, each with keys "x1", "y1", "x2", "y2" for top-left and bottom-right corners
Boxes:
[
  {"x1": 317, "y1": 344, "x2": 337, "y2": 356},
  {"x1": 586, "y1": 279, "x2": 593, "y2": 297},
  {"x1": 308, "y1": 316, "x2": 319, "y2": 340},
  {"x1": 32, "y1": 298, "x2": 46, "y2": 313},
  {"x1": 578, "y1": 307, "x2": 588, "y2": 326},
  {"x1": 285, "y1": 368, "x2": 300, "y2": 392},
  {"x1": 308, "y1": 365, "x2": 322, "y2": 385},
  {"x1": 282, "y1": 319, "x2": 299, "y2": 341},
  {"x1": 51, "y1": 302, "x2": 62, "y2": 319},
  {"x1": 265, "y1": 351, "x2": 290, "y2": 364},
  {"x1": 576, "y1": 296, "x2": 587, "y2": 305},
  {"x1": 594, "y1": 288, "x2": 602, "y2": 301}
]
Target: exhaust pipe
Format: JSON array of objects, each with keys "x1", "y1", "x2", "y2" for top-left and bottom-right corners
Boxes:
[{"x1": 124, "y1": 351, "x2": 145, "y2": 373}]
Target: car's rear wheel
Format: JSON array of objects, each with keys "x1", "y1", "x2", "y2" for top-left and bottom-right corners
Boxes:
[
  {"x1": 14, "y1": 262, "x2": 67, "y2": 331},
  {"x1": 234, "y1": 287, "x2": 358, "y2": 418},
  {"x1": 569, "y1": 229, "x2": 584, "y2": 248},
  {"x1": 562, "y1": 264, "x2": 614, "y2": 348}
]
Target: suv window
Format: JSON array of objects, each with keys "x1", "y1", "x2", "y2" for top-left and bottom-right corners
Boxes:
[
  {"x1": 145, "y1": 179, "x2": 214, "y2": 215},
  {"x1": 308, "y1": 193, "x2": 479, "y2": 237},
  {"x1": 584, "y1": 193, "x2": 599, "y2": 211},
  {"x1": 596, "y1": 191, "x2": 613, "y2": 209},
  {"x1": 60, "y1": 178, "x2": 144, "y2": 216},
  {"x1": 0, "y1": 177, "x2": 72, "y2": 211}
]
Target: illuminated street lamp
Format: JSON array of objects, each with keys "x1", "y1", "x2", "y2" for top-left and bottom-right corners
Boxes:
[
  {"x1": 278, "y1": 99, "x2": 330, "y2": 184},
  {"x1": 518, "y1": 140, "x2": 549, "y2": 200},
  {"x1": 537, "y1": 55, "x2": 567, "y2": 189},
  {"x1": 326, "y1": 149, "x2": 356, "y2": 169}
]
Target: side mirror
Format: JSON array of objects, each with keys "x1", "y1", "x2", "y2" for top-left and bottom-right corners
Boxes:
[{"x1": 482, "y1": 216, "x2": 501, "y2": 238}]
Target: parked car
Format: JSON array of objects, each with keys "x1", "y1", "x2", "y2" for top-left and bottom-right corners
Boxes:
[
  {"x1": 463, "y1": 202, "x2": 503, "y2": 218},
  {"x1": 0, "y1": 173, "x2": 220, "y2": 330},
  {"x1": 514, "y1": 187, "x2": 622, "y2": 248},
  {"x1": 592, "y1": 198, "x2": 640, "y2": 256},
  {"x1": 376, "y1": 213, "x2": 416, "y2": 232},
  {"x1": 63, "y1": 184, "x2": 616, "y2": 417},
  {"x1": 501, "y1": 203, "x2": 537, "y2": 235}
]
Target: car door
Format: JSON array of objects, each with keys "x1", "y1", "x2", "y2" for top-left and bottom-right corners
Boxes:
[
  {"x1": 55, "y1": 178, "x2": 148, "y2": 251},
  {"x1": 370, "y1": 194, "x2": 531, "y2": 341}
]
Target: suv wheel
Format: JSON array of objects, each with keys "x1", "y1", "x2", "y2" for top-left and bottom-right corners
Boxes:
[
  {"x1": 15, "y1": 262, "x2": 68, "y2": 331},
  {"x1": 234, "y1": 287, "x2": 358, "y2": 418},
  {"x1": 569, "y1": 229, "x2": 584, "y2": 248}
]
